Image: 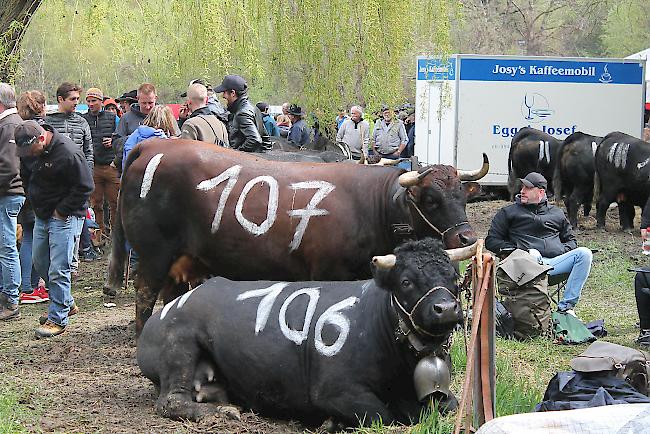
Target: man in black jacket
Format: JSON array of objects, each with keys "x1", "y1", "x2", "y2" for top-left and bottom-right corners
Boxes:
[
  {"x1": 214, "y1": 75, "x2": 270, "y2": 152},
  {"x1": 15, "y1": 120, "x2": 94, "y2": 338},
  {"x1": 486, "y1": 172, "x2": 592, "y2": 315},
  {"x1": 82, "y1": 87, "x2": 118, "y2": 247}
]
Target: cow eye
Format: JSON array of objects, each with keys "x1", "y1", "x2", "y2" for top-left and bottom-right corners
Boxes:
[
  {"x1": 424, "y1": 196, "x2": 438, "y2": 208},
  {"x1": 401, "y1": 278, "x2": 410, "y2": 287}
]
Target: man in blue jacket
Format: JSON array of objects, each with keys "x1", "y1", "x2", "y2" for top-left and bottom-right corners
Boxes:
[
  {"x1": 486, "y1": 172, "x2": 592, "y2": 316},
  {"x1": 15, "y1": 120, "x2": 94, "y2": 338}
]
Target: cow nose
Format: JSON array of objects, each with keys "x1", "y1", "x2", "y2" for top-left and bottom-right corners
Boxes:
[
  {"x1": 432, "y1": 300, "x2": 460, "y2": 321},
  {"x1": 458, "y1": 231, "x2": 477, "y2": 247}
]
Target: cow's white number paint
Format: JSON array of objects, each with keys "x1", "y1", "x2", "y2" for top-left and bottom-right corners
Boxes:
[
  {"x1": 196, "y1": 165, "x2": 243, "y2": 233},
  {"x1": 287, "y1": 181, "x2": 336, "y2": 251},
  {"x1": 235, "y1": 176, "x2": 279, "y2": 236},
  {"x1": 238, "y1": 285, "x2": 359, "y2": 357},
  {"x1": 196, "y1": 166, "x2": 335, "y2": 250},
  {"x1": 140, "y1": 153, "x2": 165, "y2": 198},
  {"x1": 278, "y1": 288, "x2": 320, "y2": 345},
  {"x1": 314, "y1": 296, "x2": 359, "y2": 357},
  {"x1": 160, "y1": 286, "x2": 197, "y2": 320}
]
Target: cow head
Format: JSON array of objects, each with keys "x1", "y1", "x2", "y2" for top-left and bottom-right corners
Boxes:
[
  {"x1": 372, "y1": 238, "x2": 466, "y2": 341},
  {"x1": 398, "y1": 154, "x2": 488, "y2": 249}
]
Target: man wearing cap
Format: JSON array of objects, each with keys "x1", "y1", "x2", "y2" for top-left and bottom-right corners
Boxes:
[
  {"x1": 215, "y1": 74, "x2": 270, "y2": 152},
  {"x1": 81, "y1": 87, "x2": 118, "y2": 249},
  {"x1": 180, "y1": 83, "x2": 228, "y2": 146},
  {"x1": 15, "y1": 120, "x2": 94, "y2": 338},
  {"x1": 372, "y1": 106, "x2": 408, "y2": 159},
  {"x1": 256, "y1": 102, "x2": 279, "y2": 137},
  {"x1": 486, "y1": 172, "x2": 593, "y2": 316},
  {"x1": 116, "y1": 90, "x2": 137, "y2": 115},
  {"x1": 287, "y1": 104, "x2": 311, "y2": 148},
  {"x1": 0, "y1": 83, "x2": 25, "y2": 321}
]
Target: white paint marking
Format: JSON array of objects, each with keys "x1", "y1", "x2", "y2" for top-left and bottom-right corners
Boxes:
[
  {"x1": 607, "y1": 143, "x2": 618, "y2": 164},
  {"x1": 140, "y1": 153, "x2": 164, "y2": 198},
  {"x1": 235, "y1": 176, "x2": 279, "y2": 236},
  {"x1": 197, "y1": 165, "x2": 243, "y2": 233},
  {"x1": 177, "y1": 287, "x2": 197, "y2": 309},
  {"x1": 638, "y1": 157, "x2": 650, "y2": 170},
  {"x1": 620, "y1": 143, "x2": 630, "y2": 169},
  {"x1": 287, "y1": 181, "x2": 336, "y2": 251},
  {"x1": 544, "y1": 141, "x2": 550, "y2": 164},
  {"x1": 591, "y1": 141, "x2": 598, "y2": 156},
  {"x1": 160, "y1": 295, "x2": 181, "y2": 320},
  {"x1": 538, "y1": 140, "x2": 545, "y2": 162},
  {"x1": 361, "y1": 281, "x2": 373, "y2": 295},
  {"x1": 237, "y1": 282, "x2": 289, "y2": 334},
  {"x1": 278, "y1": 287, "x2": 320, "y2": 345},
  {"x1": 314, "y1": 296, "x2": 359, "y2": 357}
]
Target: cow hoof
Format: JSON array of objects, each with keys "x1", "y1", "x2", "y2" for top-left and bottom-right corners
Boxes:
[
  {"x1": 103, "y1": 286, "x2": 117, "y2": 297},
  {"x1": 216, "y1": 405, "x2": 241, "y2": 421}
]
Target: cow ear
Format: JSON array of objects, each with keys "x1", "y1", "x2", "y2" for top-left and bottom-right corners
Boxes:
[{"x1": 463, "y1": 181, "x2": 481, "y2": 199}]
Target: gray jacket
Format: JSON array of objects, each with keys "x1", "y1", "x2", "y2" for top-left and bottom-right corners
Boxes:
[
  {"x1": 372, "y1": 118, "x2": 408, "y2": 155},
  {"x1": 336, "y1": 118, "x2": 369, "y2": 158},
  {"x1": 45, "y1": 112, "x2": 93, "y2": 169}
]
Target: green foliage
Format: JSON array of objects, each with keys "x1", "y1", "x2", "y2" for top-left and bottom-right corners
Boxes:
[
  {"x1": 13, "y1": 0, "x2": 458, "y2": 125},
  {"x1": 0, "y1": 382, "x2": 39, "y2": 433},
  {"x1": 602, "y1": 0, "x2": 650, "y2": 56},
  {"x1": 0, "y1": 20, "x2": 26, "y2": 84}
]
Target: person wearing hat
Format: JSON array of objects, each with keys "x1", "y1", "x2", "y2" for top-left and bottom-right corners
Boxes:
[
  {"x1": 81, "y1": 87, "x2": 118, "y2": 254},
  {"x1": 371, "y1": 106, "x2": 408, "y2": 159},
  {"x1": 15, "y1": 120, "x2": 94, "y2": 338},
  {"x1": 103, "y1": 98, "x2": 121, "y2": 119},
  {"x1": 486, "y1": 172, "x2": 593, "y2": 316},
  {"x1": 180, "y1": 83, "x2": 228, "y2": 146},
  {"x1": 256, "y1": 102, "x2": 279, "y2": 137},
  {"x1": 116, "y1": 90, "x2": 137, "y2": 115},
  {"x1": 287, "y1": 104, "x2": 310, "y2": 148},
  {"x1": 214, "y1": 74, "x2": 270, "y2": 152}
]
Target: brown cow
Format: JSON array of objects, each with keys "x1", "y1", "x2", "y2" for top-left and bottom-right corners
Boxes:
[{"x1": 105, "y1": 139, "x2": 488, "y2": 334}]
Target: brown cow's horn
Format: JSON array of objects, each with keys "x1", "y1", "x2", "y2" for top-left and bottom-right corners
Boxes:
[
  {"x1": 417, "y1": 167, "x2": 434, "y2": 180},
  {"x1": 457, "y1": 153, "x2": 489, "y2": 181},
  {"x1": 372, "y1": 254, "x2": 396, "y2": 269},
  {"x1": 444, "y1": 242, "x2": 479, "y2": 261},
  {"x1": 398, "y1": 171, "x2": 420, "y2": 187}
]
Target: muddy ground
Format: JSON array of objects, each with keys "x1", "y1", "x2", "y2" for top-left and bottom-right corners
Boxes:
[{"x1": 0, "y1": 200, "x2": 645, "y2": 433}]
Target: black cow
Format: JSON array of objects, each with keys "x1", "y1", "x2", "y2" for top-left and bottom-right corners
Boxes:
[
  {"x1": 508, "y1": 127, "x2": 562, "y2": 198},
  {"x1": 552, "y1": 132, "x2": 602, "y2": 228},
  {"x1": 105, "y1": 140, "x2": 488, "y2": 334},
  {"x1": 137, "y1": 238, "x2": 474, "y2": 427},
  {"x1": 595, "y1": 132, "x2": 650, "y2": 230}
]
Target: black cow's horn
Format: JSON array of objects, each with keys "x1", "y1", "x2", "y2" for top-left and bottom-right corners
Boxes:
[
  {"x1": 457, "y1": 153, "x2": 489, "y2": 181},
  {"x1": 444, "y1": 242, "x2": 479, "y2": 261},
  {"x1": 372, "y1": 254, "x2": 396, "y2": 269}
]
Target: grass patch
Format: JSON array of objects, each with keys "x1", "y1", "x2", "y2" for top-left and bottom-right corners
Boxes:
[{"x1": 0, "y1": 382, "x2": 40, "y2": 433}]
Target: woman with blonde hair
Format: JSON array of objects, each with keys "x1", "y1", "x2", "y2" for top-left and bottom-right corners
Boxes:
[{"x1": 122, "y1": 105, "x2": 178, "y2": 174}]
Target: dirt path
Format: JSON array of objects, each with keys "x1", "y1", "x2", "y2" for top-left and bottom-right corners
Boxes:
[{"x1": 1, "y1": 199, "x2": 644, "y2": 433}]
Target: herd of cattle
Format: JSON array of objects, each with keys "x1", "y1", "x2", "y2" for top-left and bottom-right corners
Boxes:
[
  {"x1": 105, "y1": 138, "x2": 489, "y2": 428},
  {"x1": 108, "y1": 125, "x2": 649, "y2": 428},
  {"x1": 508, "y1": 127, "x2": 650, "y2": 229}
]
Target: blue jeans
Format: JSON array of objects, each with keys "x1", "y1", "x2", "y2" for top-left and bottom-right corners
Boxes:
[
  {"x1": 33, "y1": 215, "x2": 83, "y2": 326},
  {"x1": 543, "y1": 247, "x2": 593, "y2": 311},
  {"x1": 0, "y1": 195, "x2": 25, "y2": 305},
  {"x1": 19, "y1": 221, "x2": 39, "y2": 292}
]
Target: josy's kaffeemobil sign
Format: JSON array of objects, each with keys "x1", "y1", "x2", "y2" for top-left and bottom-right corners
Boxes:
[{"x1": 415, "y1": 55, "x2": 645, "y2": 186}]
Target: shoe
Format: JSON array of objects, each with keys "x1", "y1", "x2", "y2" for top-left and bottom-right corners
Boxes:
[
  {"x1": 38, "y1": 303, "x2": 79, "y2": 325},
  {"x1": 637, "y1": 330, "x2": 650, "y2": 348},
  {"x1": 19, "y1": 286, "x2": 49, "y2": 304},
  {"x1": 563, "y1": 309, "x2": 577, "y2": 318},
  {"x1": 82, "y1": 248, "x2": 101, "y2": 262},
  {"x1": 0, "y1": 304, "x2": 20, "y2": 321},
  {"x1": 34, "y1": 320, "x2": 65, "y2": 339}
]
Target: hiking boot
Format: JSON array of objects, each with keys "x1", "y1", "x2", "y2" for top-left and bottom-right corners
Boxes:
[
  {"x1": 34, "y1": 320, "x2": 65, "y2": 339},
  {"x1": 0, "y1": 303, "x2": 20, "y2": 321},
  {"x1": 19, "y1": 286, "x2": 49, "y2": 304},
  {"x1": 637, "y1": 330, "x2": 650, "y2": 348},
  {"x1": 38, "y1": 303, "x2": 79, "y2": 325},
  {"x1": 82, "y1": 247, "x2": 101, "y2": 262}
]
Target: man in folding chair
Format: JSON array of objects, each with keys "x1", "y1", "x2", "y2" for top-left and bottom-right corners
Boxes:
[{"x1": 486, "y1": 172, "x2": 593, "y2": 318}]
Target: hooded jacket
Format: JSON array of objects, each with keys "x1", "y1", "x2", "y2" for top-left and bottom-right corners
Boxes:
[
  {"x1": 82, "y1": 109, "x2": 117, "y2": 166},
  {"x1": 20, "y1": 125, "x2": 94, "y2": 219},
  {"x1": 226, "y1": 95, "x2": 271, "y2": 152},
  {"x1": 44, "y1": 111, "x2": 93, "y2": 169},
  {"x1": 180, "y1": 106, "x2": 229, "y2": 146},
  {"x1": 0, "y1": 108, "x2": 24, "y2": 196},
  {"x1": 122, "y1": 125, "x2": 168, "y2": 174},
  {"x1": 485, "y1": 195, "x2": 577, "y2": 258}
]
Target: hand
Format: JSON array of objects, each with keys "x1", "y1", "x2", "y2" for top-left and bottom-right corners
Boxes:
[
  {"x1": 528, "y1": 248, "x2": 543, "y2": 264},
  {"x1": 179, "y1": 104, "x2": 190, "y2": 119},
  {"x1": 102, "y1": 137, "x2": 112, "y2": 148},
  {"x1": 393, "y1": 150, "x2": 401, "y2": 157},
  {"x1": 109, "y1": 161, "x2": 117, "y2": 169},
  {"x1": 53, "y1": 210, "x2": 66, "y2": 220}
]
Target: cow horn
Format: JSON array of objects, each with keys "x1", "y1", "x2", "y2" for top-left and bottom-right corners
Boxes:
[
  {"x1": 444, "y1": 242, "x2": 479, "y2": 261},
  {"x1": 358, "y1": 153, "x2": 366, "y2": 164},
  {"x1": 457, "y1": 153, "x2": 489, "y2": 181},
  {"x1": 372, "y1": 254, "x2": 396, "y2": 269},
  {"x1": 398, "y1": 167, "x2": 434, "y2": 187}
]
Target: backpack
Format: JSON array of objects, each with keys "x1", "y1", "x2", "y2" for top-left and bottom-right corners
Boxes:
[
  {"x1": 496, "y1": 249, "x2": 553, "y2": 340},
  {"x1": 552, "y1": 311, "x2": 596, "y2": 345}
]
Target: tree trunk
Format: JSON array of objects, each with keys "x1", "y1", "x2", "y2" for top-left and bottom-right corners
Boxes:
[{"x1": 0, "y1": 0, "x2": 43, "y2": 82}]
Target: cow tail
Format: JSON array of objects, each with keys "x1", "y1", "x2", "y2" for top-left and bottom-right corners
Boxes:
[
  {"x1": 593, "y1": 168, "x2": 601, "y2": 206},
  {"x1": 507, "y1": 141, "x2": 517, "y2": 199},
  {"x1": 552, "y1": 140, "x2": 564, "y2": 200}
]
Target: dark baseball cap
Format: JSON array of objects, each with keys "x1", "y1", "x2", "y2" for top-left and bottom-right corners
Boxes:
[
  {"x1": 213, "y1": 75, "x2": 248, "y2": 93},
  {"x1": 520, "y1": 172, "x2": 547, "y2": 189},
  {"x1": 180, "y1": 79, "x2": 212, "y2": 98},
  {"x1": 256, "y1": 102, "x2": 269, "y2": 112},
  {"x1": 116, "y1": 90, "x2": 137, "y2": 102},
  {"x1": 14, "y1": 120, "x2": 45, "y2": 157}
]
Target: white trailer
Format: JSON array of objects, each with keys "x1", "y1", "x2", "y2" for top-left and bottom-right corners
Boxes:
[{"x1": 415, "y1": 54, "x2": 646, "y2": 186}]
